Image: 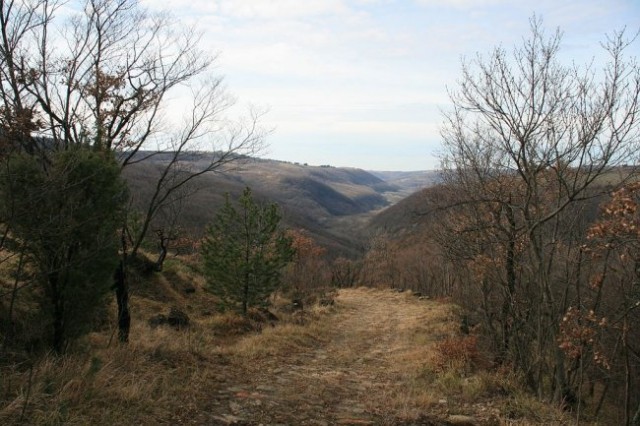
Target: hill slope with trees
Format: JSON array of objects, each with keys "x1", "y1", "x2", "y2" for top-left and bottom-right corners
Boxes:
[{"x1": 123, "y1": 156, "x2": 426, "y2": 258}]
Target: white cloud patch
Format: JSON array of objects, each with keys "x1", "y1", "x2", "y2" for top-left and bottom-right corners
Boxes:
[
  {"x1": 413, "y1": 0, "x2": 505, "y2": 8},
  {"x1": 217, "y1": 0, "x2": 350, "y2": 19}
]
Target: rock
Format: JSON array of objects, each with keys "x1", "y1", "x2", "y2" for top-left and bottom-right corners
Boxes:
[
  {"x1": 256, "y1": 385, "x2": 277, "y2": 392},
  {"x1": 319, "y1": 297, "x2": 335, "y2": 306},
  {"x1": 228, "y1": 401, "x2": 242, "y2": 414},
  {"x1": 211, "y1": 414, "x2": 245, "y2": 425},
  {"x1": 149, "y1": 308, "x2": 190, "y2": 329},
  {"x1": 247, "y1": 307, "x2": 279, "y2": 324},
  {"x1": 447, "y1": 414, "x2": 477, "y2": 425},
  {"x1": 167, "y1": 307, "x2": 190, "y2": 328},
  {"x1": 148, "y1": 314, "x2": 167, "y2": 328},
  {"x1": 335, "y1": 419, "x2": 373, "y2": 425},
  {"x1": 259, "y1": 307, "x2": 279, "y2": 322}
]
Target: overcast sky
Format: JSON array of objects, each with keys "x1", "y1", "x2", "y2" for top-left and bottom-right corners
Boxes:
[{"x1": 140, "y1": 0, "x2": 640, "y2": 171}]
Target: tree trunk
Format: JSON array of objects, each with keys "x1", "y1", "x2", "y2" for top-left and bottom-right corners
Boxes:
[
  {"x1": 2, "y1": 251, "x2": 24, "y2": 353},
  {"x1": 242, "y1": 270, "x2": 249, "y2": 315},
  {"x1": 154, "y1": 232, "x2": 169, "y2": 272},
  {"x1": 49, "y1": 271, "x2": 65, "y2": 354},
  {"x1": 500, "y1": 203, "x2": 517, "y2": 363},
  {"x1": 631, "y1": 399, "x2": 640, "y2": 426},
  {"x1": 114, "y1": 260, "x2": 130, "y2": 343}
]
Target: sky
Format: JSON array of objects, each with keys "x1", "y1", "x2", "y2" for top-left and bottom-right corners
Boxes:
[{"x1": 139, "y1": 0, "x2": 640, "y2": 171}]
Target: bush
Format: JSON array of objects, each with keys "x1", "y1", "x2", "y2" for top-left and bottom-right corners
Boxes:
[
  {"x1": 0, "y1": 148, "x2": 127, "y2": 353},
  {"x1": 433, "y1": 335, "x2": 479, "y2": 373}
]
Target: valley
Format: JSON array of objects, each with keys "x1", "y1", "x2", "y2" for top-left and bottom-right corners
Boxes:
[
  {"x1": 124, "y1": 155, "x2": 439, "y2": 257},
  {"x1": 1, "y1": 1, "x2": 638, "y2": 422}
]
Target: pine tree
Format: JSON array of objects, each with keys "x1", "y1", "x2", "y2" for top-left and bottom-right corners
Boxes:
[
  {"x1": 0, "y1": 148, "x2": 127, "y2": 353},
  {"x1": 202, "y1": 187, "x2": 294, "y2": 314}
]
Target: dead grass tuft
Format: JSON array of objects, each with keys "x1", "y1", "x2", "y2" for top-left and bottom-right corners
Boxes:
[
  {"x1": 1, "y1": 314, "x2": 228, "y2": 425},
  {"x1": 208, "y1": 311, "x2": 257, "y2": 336},
  {"x1": 432, "y1": 335, "x2": 480, "y2": 373},
  {"x1": 222, "y1": 320, "x2": 328, "y2": 359}
]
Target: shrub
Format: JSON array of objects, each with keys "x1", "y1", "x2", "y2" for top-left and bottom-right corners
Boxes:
[{"x1": 433, "y1": 335, "x2": 479, "y2": 373}]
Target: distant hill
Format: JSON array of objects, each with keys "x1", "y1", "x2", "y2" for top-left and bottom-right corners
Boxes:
[
  {"x1": 123, "y1": 155, "x2": 437, "y2": 257},
  {"x1": 366, "y1": 184, "x2": 447, "y2": 237},
  {"x1": 365, "y1": 171, "x2": 615, "y2": 250},
  {"x1": 367, "y1": 170, "x2": 441, "y2": 203}
]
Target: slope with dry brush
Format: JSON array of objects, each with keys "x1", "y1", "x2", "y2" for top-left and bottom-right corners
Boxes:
[{"x1": 1, "y1": 257, "x2": 575, "y2": 426}]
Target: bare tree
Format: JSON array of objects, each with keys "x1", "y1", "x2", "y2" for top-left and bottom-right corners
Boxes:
[{"x1": 439, "y1": 17, "x2": 640, "y2": 405}]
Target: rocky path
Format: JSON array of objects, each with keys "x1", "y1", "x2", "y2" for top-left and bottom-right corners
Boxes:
[{"x1": 192, "y1": 288, "x2": 464, "y2": 425}]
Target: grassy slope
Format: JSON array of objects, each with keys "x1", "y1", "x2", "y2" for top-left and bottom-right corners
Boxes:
[{"x1": 0, "y1": 255, "x2": 576, "y2": 425}]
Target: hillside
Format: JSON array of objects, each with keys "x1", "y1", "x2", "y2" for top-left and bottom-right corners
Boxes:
[
  {"x1": 368, "y1": 170, "x2": 442, "y2": 202},
  {"x1": 123, "y1": 155, "x2": 432, "y2": 257},
  {"x1": 366, "y1": 184, "x2": 448, "y2": 237}
]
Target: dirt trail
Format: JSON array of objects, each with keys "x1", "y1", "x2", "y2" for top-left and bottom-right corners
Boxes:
[{"x1": 197, "y1": 288, "x2": 461, "y2": 425}]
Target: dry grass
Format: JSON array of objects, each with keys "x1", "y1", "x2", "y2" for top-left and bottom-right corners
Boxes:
[
  {"x1": 219, "y1": 301, "x2": 335, "y2": 360},
  {"x1": 222, "y1": 321, "x2": 327, "y2": 359},
  {"x1": 2, "y1": 282, "x2": 581, "y2": 425},
  {"x1": 1, "y1": 253, "x2": 217, "y2": 425},
  {"x1": 0, "y1": 249, "x2": 335, "y2": 425},
  {"x1": 1, "y1": 319, "x2": 222, "y2": 424}
]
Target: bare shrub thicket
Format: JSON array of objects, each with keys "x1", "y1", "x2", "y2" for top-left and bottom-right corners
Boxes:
[
  {"x1": 281, "y1": 229, "x2": 333, "y2": 304},
  {"x1": 361, "y1": 18, "x2": 640, "y2": 423},
  {"x1": 430, "y1": 18, "x2": 640, "y2": 423},
  {"x1": 359, "y1": 229, "x2": 458, "y2": 298}
]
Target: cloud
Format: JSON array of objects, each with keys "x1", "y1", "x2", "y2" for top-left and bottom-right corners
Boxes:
[
  {"x1": 136, "y1": 0, "x2": 640, "y2": 170},
  {"x1": 140, "y1": 0, "x2": 219, "y2": 14},
  {"x1": 413, "y1": 0, "x2": 505, "y2": 9},
  {"x1": 218, "y1": 0, "x2": 350, "y2": 19}
]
